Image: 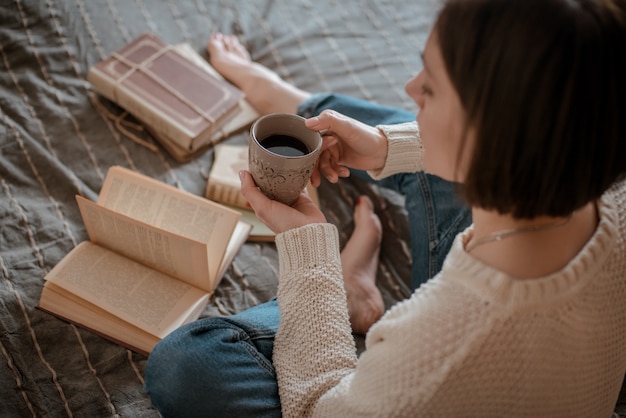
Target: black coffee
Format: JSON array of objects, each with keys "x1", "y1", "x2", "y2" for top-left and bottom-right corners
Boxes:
[{"x1": 260, "y1": 135, "x2": 309, "y2": 157}]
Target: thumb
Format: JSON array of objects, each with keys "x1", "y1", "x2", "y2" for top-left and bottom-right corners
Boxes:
[
  {"x1": 305, "y1": 109, "x2": 352, "y2": 134},
  {"x1": 239, "y1": 170, "x2": 270, "y2": 210}
]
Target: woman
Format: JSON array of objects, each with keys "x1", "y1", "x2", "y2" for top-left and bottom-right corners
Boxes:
[{"x1": 145, "y1": 0, "x2": 626, "y2": 416}]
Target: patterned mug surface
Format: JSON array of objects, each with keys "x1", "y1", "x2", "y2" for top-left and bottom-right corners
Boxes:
[{"x1": 249, "y1": 113, "x2": 322, "y2": 206}]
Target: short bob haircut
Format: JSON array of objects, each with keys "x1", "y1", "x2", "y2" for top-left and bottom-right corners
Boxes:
[{"x1": 436, "y1": 0, "x2": 626, "y2": 218}]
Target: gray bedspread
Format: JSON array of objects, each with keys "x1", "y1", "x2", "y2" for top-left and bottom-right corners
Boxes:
[{"x1": 0, "y1": 0, "x2": 624, "y2": 417}]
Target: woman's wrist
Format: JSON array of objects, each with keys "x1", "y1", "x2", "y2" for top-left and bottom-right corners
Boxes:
[
  {"x1": 369, "y1": 122, "x2": 424, "y2": 179},
  {"x1": 276, "y1": 223, "x2": 341, "y2": 277},
  {"x1": 373, "y1": 126, "x2": 390, "y2": 171}
]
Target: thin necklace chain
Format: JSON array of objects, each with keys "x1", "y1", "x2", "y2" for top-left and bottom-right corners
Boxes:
[{"x1": 465, "y1": 216, "x2": 572, "y2": 252}]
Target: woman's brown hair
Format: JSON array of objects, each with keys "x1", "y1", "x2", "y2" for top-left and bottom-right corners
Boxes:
[{"x1": 436, "y1": 0, "x2": 626, "y2": 218}]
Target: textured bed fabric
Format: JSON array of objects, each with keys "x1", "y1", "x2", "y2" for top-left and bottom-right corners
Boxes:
[{"x1": 0, "y1": 0, "x2": 624, "y2": 417}]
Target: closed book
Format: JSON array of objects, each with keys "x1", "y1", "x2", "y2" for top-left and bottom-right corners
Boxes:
[
  {"x1": 88, "y1": 33, "x2": 244, "y2": 152},
  {"x1": 143, "y1": 44, "x2": 259, "y2": 162}
]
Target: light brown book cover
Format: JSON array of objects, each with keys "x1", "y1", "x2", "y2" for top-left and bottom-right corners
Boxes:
[
  {"x1": 87, "y1": 33, "x2": 244, "y2": 151},
  {"x1": 38, "y1": 166, "x2": 252, "y2": 355}
]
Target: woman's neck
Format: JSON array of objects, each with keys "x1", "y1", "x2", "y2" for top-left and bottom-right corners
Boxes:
[{"x1": 466, "y1": 203, "x2": 599, "y2": 279}]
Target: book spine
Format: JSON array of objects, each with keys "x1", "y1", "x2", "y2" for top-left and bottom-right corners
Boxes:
[{"x1": 206, "y1": 182, "x2": 248, "y2": 209}]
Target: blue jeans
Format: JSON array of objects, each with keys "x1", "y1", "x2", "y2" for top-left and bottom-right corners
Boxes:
[
  {"x1": 145, "y1": 300, "x2": 281, "y2": 418},
  {"x1": 144, "y1": 93, "x2": 471, "y2": 417}
]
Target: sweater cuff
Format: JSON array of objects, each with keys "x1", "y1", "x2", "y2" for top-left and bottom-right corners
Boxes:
[
  {"x1": 275, "y1": 223, "x2": 341, "y2": 277},
  {"x1": 368, "y1": 122, "x2": 424, "y2": 180}
]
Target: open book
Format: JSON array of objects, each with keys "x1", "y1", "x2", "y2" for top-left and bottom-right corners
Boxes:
[
  {"x1": 38, "y1": 166, "x2": 252, "y2": 355},
  {"x1": 206, "y1": 144, "x2": 319, "y2": 242}
]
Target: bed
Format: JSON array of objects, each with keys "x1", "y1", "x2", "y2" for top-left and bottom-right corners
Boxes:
[{"x1": 0, "y1": 0, "x2": 624, "y2": 416}]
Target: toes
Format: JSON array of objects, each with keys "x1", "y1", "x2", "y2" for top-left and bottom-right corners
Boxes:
[
  {"x1": 207, "y1": 32, "x2": 225, "y2": 55},
  {"x1": 209, "y1": 33, "x2": 251, "y2": 61},
  {"x1": 354, "y1": 195, "x2": 376, "y2": 221},
  {"x1": 356, "y1": 195, "x2": 374, "y2": 211},
  {"x1": 223, "y1": 34, "x2": 236, "y2": 51},
  {"x1": 353, "y1": 195, "x2": 382, "y2": 241},
  {"x1": 225, "y1": 35, "x2": 251, "y2": 60}
]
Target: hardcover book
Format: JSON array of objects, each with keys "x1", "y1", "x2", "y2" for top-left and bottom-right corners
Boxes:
[
  {"x1": 38, "y1": 166, "x2": 252, "y2": 355},
  {"x1": 144, "y1": 43, "x2": 259, "y2": 162},
  {"x1": 87, "y1": 33, "x2": 244, "y2": 153}
]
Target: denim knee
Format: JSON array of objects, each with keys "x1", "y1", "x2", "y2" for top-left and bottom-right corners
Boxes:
[{"x1": 145, "y1": 317, "x2": 281, "y2": 418}]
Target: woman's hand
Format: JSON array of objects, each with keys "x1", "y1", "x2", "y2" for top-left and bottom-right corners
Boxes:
[
  {"x1": 305, "y1": 109, "x2": 389, "y2": 186},
  {"x1": 239, "y1": 170, "x2": 327, "y2": 234}
]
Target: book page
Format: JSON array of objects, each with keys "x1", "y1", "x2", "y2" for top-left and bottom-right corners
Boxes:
[
  {"x1": 96, "y1": 166, "x2": 241, "y2": 282},
  {"x1": 218, "y1": 220, "x2": 253, "y2": 279},
  {"x1": 39, "y1": 283, "x2": 161, "y2": 356},
  {"x1": 44, "y1": 242, "x2": 209, "y2": 339},
  {"x1": 77, "y1": 196, "x2": 217, "y2": 291}
]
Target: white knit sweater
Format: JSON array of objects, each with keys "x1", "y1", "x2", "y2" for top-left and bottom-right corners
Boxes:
[{"x1": 273, "y1": 122, "x2": 626, "y2": 417}]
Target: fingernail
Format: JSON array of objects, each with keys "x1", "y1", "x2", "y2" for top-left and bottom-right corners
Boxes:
[
  {"x1": 306, "y1": 116, "x2": 319, "y2": 126},
  {"x1": 239, "y1": 170, "x2": 245, "y2": 181}
]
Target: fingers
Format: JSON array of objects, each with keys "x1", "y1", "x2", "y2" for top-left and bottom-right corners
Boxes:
[
  {"x1": 318, "y1": 150, "x2": 337, "y2": 183},
  {"x1": 317, "y1": 149, "x2": 350, "y2": 183},
  {"x1": 305, "y1": 109, "x2": 348, "y2": 134},
  {"x1": 239, "y1": 170, "x2": 271, "y2": 212},
  {"x1": 316, "y1": 130, "x2": 350, "y2": 183},
  {"x1": 310, "y1": 165, "x2": 321, "y2": 187},
  {"x1": 239, "y1": 170, "x2": 327, "y2": 233}
]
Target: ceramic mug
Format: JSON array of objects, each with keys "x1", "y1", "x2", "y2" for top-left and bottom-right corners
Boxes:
[{"x1": 248, "y1": 113, "x2": 322, "y2": 206}]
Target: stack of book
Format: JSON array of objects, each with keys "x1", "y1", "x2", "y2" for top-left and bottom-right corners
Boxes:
[{"x1": 88, "y1": 33, "x2": 258, "y2": 162}]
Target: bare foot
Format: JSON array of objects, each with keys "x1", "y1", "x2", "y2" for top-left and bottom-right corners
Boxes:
[
  {"x1": 207, "y1": 33, "x2": 310, "y2": 115},
  {"x1": 341, "y1": 196, "x2": 385, "y2": 335}
]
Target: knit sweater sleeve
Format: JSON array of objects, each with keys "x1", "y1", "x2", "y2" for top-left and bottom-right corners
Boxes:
[
  {"x1": 368, "y1": 121, "x2": 424, "y2": 180},
  {"x1": 273, "y1": 223, "x2": 358, "y2": 417}
]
